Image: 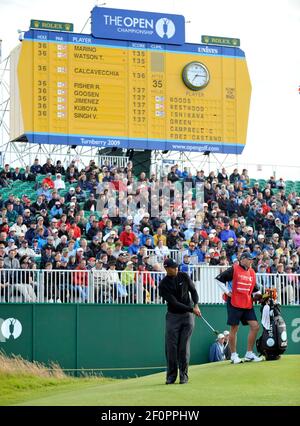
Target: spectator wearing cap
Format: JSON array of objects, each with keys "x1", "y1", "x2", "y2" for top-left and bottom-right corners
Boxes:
[
  {"x1": 17, "y1": 239, "x2": 35, "y2": 259},
  {"x1": 86, "y1": 257, "x2": 96, "y2": 270},
  {"x1": 65, "y1": 187, "x2": 76, "y2": 203},
  {"x1": 209, "y1": 333, "x2": 226, "y2": 362},
  {"x1": 119, "y1": 225, "x2": 136, "y2": 249},
  {"x1": 182, "y1": 241, "x2": 202, "y2": 264},
  {"x1": 50, "y1": 201, "x2": 63, "y2": 219},
  {"x1": 139, "y1": 213, "x2": 154, "y2": 234},
  {"x1": 121, "y1": 261, "x2": 135, "y2": 301},
  {"x1": 53, "y1": 173, "x2": 65, "y2": 191},
  {"x1": 114, "y1": 252, "x2": 127, "y2": 271},
  {"x1": 22, "y1": 208, "x2": 32, "y2": 226},
  {"x1": 4, "y1": 246, "x2": 20, "y2": 269},
  {"x1": 219, "y1": 222, "x2": 237, "y2": 243},
  {"x1": 88, "y1": 236, "x2": 102, "y2": 258},
  {"x1": 141, "y1": 254, "x2": 153, "y2": 272},
  {"x1": 9, "y1": 215, "x2": 27, "y2": 237},
  {"x1": 42, "y1": 173, "x2": 55, "y2": 189},
  {"x1": 139, "y1": 227, "x2": 154, "y2": 246}
]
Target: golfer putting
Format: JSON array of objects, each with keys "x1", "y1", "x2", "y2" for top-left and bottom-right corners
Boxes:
[{"x1": 159, "y1": 258, "x2": 201, "y2": 385}]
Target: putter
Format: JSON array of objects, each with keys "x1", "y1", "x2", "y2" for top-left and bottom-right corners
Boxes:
[{"x1": 200, "y1": 315, "x2": 220, "y2": 335}]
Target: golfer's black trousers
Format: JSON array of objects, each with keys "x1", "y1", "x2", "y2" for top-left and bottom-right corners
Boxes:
[{"x1": 165, "y1": 311, "x2": 195, "y2": 382}]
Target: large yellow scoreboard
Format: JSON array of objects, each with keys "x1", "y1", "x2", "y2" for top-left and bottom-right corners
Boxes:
[{"x1": 10, "y1": 30, "x2": 251, "y2": 154}]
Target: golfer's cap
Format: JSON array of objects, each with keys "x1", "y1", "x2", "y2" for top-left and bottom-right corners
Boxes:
[
  {"x1": 163, "y1": 258, "x2": 178, "y2": 268},
  {"x1": 126, "y1": 261, "x2": 133, "y2": 266},
  {"x1": 127, "y1": 215, "x2": 133, "y2": 220},
  {"x1": 143, "y1": 227, "x2": 150, "y2": 232},
  {"x1": 227, "y1": 237, "x2": 234, "y2": 242},
  {"x1": 217, "y1": 333, "x2": 225, "y2": 339},
  {"x1": 240, "y1": 252, "x2": 253, "y2": 260},
  {"x1": 223, "y1": 330, "x2": 230, "y2": 336}
]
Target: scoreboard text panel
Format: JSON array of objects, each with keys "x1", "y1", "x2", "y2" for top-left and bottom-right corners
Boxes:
[{"x1": 16, "y1": 31, "x2": 251, "y2": 153}]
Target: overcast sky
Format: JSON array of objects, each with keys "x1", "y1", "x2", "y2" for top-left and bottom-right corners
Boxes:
[{"x1": 1, "y1": 0, "x2": 300, "y2": 177}]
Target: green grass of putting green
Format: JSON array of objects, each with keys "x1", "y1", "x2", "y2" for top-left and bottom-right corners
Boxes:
[{"x1": 2, "y1": 355, "x2": 300, "y2": 406}]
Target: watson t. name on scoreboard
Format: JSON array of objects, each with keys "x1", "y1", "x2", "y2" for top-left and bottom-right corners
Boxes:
[{"x1": 11, "y1": 26, "x2": 251, "y2": 154}]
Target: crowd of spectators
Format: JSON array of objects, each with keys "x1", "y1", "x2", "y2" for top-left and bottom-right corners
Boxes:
[{"x1": 0, "y1": 158, "x2": 300, "y2": 303}]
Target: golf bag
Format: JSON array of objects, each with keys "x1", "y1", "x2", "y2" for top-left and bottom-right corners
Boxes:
[{"x1": 256, "y1": 295, "x2": 288, "y2": 361}]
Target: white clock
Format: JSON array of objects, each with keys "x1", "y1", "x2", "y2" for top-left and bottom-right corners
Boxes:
[{"x1": 182, "y1": 61, "x2": 210, "y2": 90}]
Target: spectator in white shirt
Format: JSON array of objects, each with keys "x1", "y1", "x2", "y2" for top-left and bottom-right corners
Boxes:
[{"x1": 54, "y1": 173, "x2": 66, "y2": 190}]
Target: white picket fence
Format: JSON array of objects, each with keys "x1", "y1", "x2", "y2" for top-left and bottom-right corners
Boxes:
[{"x1": 0, "y1": 266, "x2": 299, "y2": 305}]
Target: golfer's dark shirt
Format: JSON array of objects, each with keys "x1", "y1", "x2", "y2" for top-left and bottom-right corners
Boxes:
[{"x1": 159, "y1": 272, "x2": 199, "y2": 314}]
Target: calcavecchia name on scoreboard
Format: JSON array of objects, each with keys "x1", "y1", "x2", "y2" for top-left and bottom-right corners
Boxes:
[
  {"x1": 91, "y1": 7, "x2": 185, "y2": 45},
  {"x1": 95, "y1": 181, "x2": 204, "y2": 220}
]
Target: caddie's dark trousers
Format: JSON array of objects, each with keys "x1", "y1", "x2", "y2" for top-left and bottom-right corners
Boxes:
[{"x1": 165, "y1": 311, "x2": 195, "y2": 383}]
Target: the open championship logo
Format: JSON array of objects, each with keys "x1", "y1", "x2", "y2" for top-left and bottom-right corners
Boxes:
[
  {"x1": 1, "y1": 318, "x2": 22, "y2": 340},
  {"x1": 155, "y1": 18, "x2": 175, "y2": 39}
]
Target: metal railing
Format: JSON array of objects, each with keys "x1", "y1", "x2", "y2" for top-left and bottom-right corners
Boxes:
[{"x1": 0, "y1": 267, "x2": 299, "y2": 305}]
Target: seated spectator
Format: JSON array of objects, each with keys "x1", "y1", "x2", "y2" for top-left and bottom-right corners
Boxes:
[
  {"x1": 42, "y1": 158, "x2": 55, "y2": 175},
  {"x1": 30, "y1": 158, "x2": 42, "y2": 174},
  {"x1": 54, "y1": 160, "x2": 65, "y2": 176},
  {"x1": 179, "y1": 254, "x2": 193, "y2": 277},
  {"x1": 223, "y1": 330, "x2": 231, "y2": 360},
  {"x1": 209, "y1": 333, "x2": 226, "y2": 362},
  {"x1": 54, "y1": 173, "x2": 65, "y2": 190}
]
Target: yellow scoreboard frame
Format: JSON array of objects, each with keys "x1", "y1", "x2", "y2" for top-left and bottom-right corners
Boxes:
[{"x1": 11, "y1": 30, "x2": 251, "y2": 154}]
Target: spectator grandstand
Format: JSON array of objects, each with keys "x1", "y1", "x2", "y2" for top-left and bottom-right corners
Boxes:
[{"x1": 0, "y1": 158, "x2": 299, "y2": 305}]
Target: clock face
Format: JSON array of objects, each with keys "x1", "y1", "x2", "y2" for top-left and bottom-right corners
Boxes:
[{"x1": 182, "y1": 62, "x2": 210, "y2": 90}]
